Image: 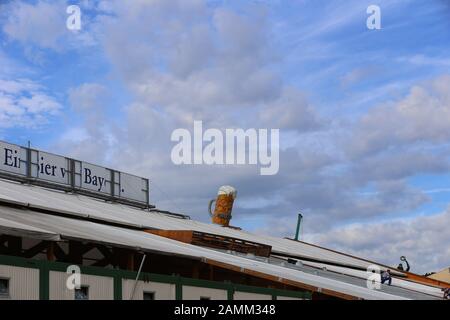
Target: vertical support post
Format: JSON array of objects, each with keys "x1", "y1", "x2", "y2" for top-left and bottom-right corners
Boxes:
[
  {"x1": 26, "y1": 146, "x2": 32, "y2": 179},
  {"x1": 295, "y1": 213, "x2": 303, "y2": 241},
  {"x1": 39, "y1": 262, "x2": 49, "y2": 300},
  {"x1": 114, "y1": 274, "x2": 122, "y2": 300},
  {"x1": 192, "y1": 263, "x2": 199, "y2": 279},
  {"x1": 126, "y1": 252, "x2": 135, "y2": 271},
  {"x1": 117, "y1": 249, "x2": 134, "y2": 271},
  {"x1": 110, "y1": 170, "x2": 116, "y2": 198},
  {"x1": 69, "y1": 159, "x2": 75, "y2": 189},
  {"x1": 8, "y1": 236, "x2": 22, "y2": 255},
  {"x1": 145, "y1": 178, "x2": 150, "y2": 207},
  {"x1": 46, "y1": 242, "x2": 56, "y2": 262},
  {"x1": 209, "y1": 265, "x2": 214, "y2": 281},
  {"x1": 226, "y1": 282, "x2": 234, "y2": 300},
  {"x1": 68, "y1": 241, "x2": 83, "y2": 265},
  {"x1": 175, "y1": 275, "x2": 182, "y2": 300},
  {"x1": 130, "y1": 254, "x2": 146, "y2": 300}
]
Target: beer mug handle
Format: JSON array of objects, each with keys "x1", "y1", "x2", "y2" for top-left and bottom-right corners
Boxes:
[{"x1": 208, "y1": 199, "x2": 216, "y2": 217}]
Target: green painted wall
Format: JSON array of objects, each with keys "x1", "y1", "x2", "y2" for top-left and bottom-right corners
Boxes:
[{"x1": 0, "y1": 254, "x2": 311, "y2": 300}]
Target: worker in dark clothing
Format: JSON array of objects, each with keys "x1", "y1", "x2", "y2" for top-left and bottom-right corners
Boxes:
[
  {"x1": 381, "y1": 269, "x2": 392, "y2": 286},
  {"x1": 443, "y1": 288, "x2": 450, "y2": 300},
  {"x1": 397, "y1": 256, "x2": 410, "y2": 272}
]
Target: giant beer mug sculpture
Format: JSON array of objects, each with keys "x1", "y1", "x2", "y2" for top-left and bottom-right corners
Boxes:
[{"x1": 208, "y1": 185, "x2": 237, "y2": 227}]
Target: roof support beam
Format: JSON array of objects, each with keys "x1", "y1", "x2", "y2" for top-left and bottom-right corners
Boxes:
[
  {"x1": 46, "y1": 242, "x2": 56, "y2": 261},
  {"x1": 23, "y1": 241, "x2": 50, "y2": 258}
]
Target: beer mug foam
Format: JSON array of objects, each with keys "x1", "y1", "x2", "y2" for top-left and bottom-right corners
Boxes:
[{"x1": 217, "y1": 185, "x2": 237, "y2": 199}]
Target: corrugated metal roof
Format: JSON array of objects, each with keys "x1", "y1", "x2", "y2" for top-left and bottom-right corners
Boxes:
[
  {"x1": 0, "y1": 215, "x2": 59, "y2": 241},
  {"x1": 0, "y1": 179, "x2": 386, "y2": 270},
  {"x1": 264, "y1": 255, "x2": 439, "y2": 300},
  {"x1": 0, "y1": 205, "x2": 429, "y2": 300},
  {"x1": 299, "y1": 260, "x2": 442, "y2": 298},
  {"x1": 0, "y1": 179, "x2": 442, "y2": 300}
]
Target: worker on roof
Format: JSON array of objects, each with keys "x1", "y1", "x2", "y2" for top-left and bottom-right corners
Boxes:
[
  {"x1": 381, "y1": 269, "x2": 392, "y2": 286},
  {"x1": 397, "y1": 256, "x2": 410, "y2": 272},
  {"x1": 443, "y1": 288, "x2": 450, "y2": 300}
]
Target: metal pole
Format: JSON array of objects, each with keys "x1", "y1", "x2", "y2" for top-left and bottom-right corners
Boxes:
[
  {"x1": 130, "y1": 253, "x2": 146, "y2": 300},
  {"x1": 295, "y1": 213, "x2": 303, "y2": 241},
  {"x1": 26, "y1": 140, "x2": 32, "y2": 180}
]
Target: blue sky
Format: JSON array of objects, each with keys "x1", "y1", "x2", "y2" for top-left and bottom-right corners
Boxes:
[{"x1": 0, "y1": 0, "x2": 449, "y2": 273}]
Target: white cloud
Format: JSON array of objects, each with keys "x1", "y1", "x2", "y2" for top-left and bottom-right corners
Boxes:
[
  {"x1": 68, "y1": 83, "x2": 108, "y2": 114},
  {"x1": 340, "y1": 66, "x2": 380, "y2": 88},
  {"x1": 18, "y1": 93, "x2": 61, "y2": 114},
  {"x1": 60, "y1": 127, "x2": 89, "y2": 143},
  {"x1": 0, "y1": 79, "x2": 61, "y2": 128},
  {"x1": 259, "y1": 87, "x2": 323, "y2": 132},
  {"x1": 305, "y1": 208, "x2": 450, "y2": 274},
  {"x1": 33, "y1": 1, "x2": 448, "y2": 273},
  {"x1": 58, "y1": 83, "x2": 117, "y2": 164},
  {"x1": 92, "y1": 1, "x2": 321, "y2": 130},
  {"x1": 1, "y1": 0, "x2": 98, "y2": 57},
  {"x1": 2, "y1": 0, "x2": 67, "y2": 50},
  {"x1": 397, "y1": 54, "x2": 450, "y2": 68},
  {"x1": 55, "y1": 2, "x2": 448, "y2": 224},
  {"x1": 348, "y1": 75, "x2": 450, "y2": 158},
  {"x1": 0, "y1": 50, "x2": 29, "y2": 76}
]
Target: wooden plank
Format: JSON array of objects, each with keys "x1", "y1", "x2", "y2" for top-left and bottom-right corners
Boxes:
[
  {"x1": 404, "y1": 272, "x2": 450, "y2": 288},
  {"x1": 146, "y1": 229, "x2": 272, "y2": 258}
]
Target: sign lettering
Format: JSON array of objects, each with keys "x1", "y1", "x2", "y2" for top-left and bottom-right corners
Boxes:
[{"x1": 0, "y1": 140, "x2": 149, "y2": 206}]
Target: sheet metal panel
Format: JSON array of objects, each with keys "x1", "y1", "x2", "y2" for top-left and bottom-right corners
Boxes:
[
  {"x1": 122, "y1": 279, "x2": 176, "y2": 300},
  {"x1": 0, "y1": 265, "x2": 40, "y2": 300},
  {"x1": 49, "y1": 271, "x2": 114, "y2": 300},
  {"x1": 234, "y1": 292, "x2": 272, "y2": 300},
  {"x1": 0, "y1": 215, "x2": 60, "y2": 241},
  {"x1": 182, "y1": 286, "x2": 228, "y2": 300},
  {"x1": 264, "y1": 256, "x2": 437, "y2": 300},
  {"x1": 0, "y1": 205, "x2": 419, "y2": 300},
  {"x1": 301, "y1": 260, "x2": 443, "y2": 298},
  {"x1": 0, "y1": 180, "x2": 441, "y2": 299},
  {"x1": 0, "y1": 179, "x2": 378, "y2": 269}
]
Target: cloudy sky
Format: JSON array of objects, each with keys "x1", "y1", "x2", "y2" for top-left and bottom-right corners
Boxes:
[{"x1": 0, "y1": 0, "x2": 449, "y2": 273}]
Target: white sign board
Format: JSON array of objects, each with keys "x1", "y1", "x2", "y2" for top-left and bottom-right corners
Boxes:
[
  {"x1": 120, "y1": 173, "x2": 148, "y2": 203},
  {"x1": 80, "y1": 162, "x2": 111, "y2": 193},
  {"x1": 0, "y1": 141, "x2": 27, "y2": 175},
  {"x1": 0, "y1": 140, "x2": 149, "y2": 206},
  {"x1": 36, "y1": 151, "x2": 71, "y2": 184}
]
